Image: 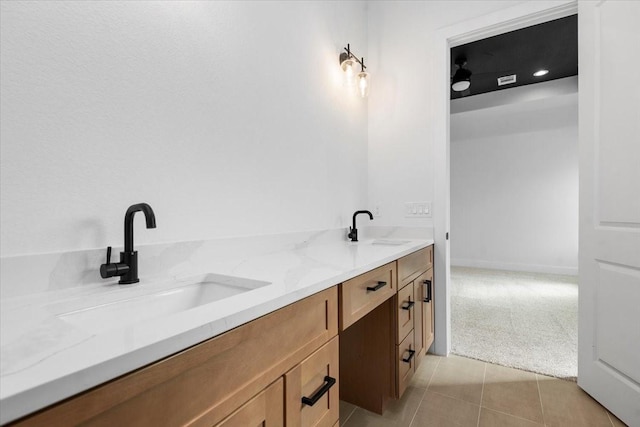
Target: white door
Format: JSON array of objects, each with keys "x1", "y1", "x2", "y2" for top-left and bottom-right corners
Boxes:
[{"x1": 578, "y1": 1, "x2": 640, "y2": 425}]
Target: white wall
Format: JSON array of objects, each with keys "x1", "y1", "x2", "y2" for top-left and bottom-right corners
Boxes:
[
  {"x1": 366, "y1": 1, "x2": 527, "y2": 227},
  {"x1": 450, "y1": 91, "x2": 579, "y2": 275},
  {"x1": 0, "y1": 1, "x2": 367, "y2": 257}
]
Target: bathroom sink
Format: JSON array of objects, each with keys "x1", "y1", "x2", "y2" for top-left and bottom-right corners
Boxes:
[
  {"x1": 370, "y1": 239, "x2": 410, "y2": 246},
  {"x1": 58, "y1": 274, "x2": 271, "y2": 334}
]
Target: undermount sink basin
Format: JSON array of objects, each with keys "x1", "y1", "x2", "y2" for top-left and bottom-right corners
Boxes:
[
  {"x1": 370, "y1": 239, "x2": 410, "y2": 246},
  {"x1": 58, "y1": 274, "x2": 271, "y2": 334}
]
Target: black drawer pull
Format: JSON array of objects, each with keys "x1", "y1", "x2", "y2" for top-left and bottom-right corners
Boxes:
[
  {"x1": 402, "y1": 349, "x2": 416, "y2": 363},
  {"x1": 401, "y1": 300, "x2": 415, "y2": 310},
  {"x1": 367, "y1": 281, "x2": 387, "y2": 292},
  {"x1": 423, "y1": 279, "x2": 432, "y2": 302},
  {"x1": 301, "y1": 375, "x2": 336, "y2": 406}
]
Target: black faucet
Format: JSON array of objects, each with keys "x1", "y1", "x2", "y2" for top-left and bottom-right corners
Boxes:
[
  {"x1": 100, "y1": 203, "x2": 156, "y2": 284},
  {"x1": 348, "y1": 210, "x2": 373, "y2": 242}
]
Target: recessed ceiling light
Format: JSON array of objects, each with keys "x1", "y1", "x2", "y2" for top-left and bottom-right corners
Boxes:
[{"x1": 533, "y1": 69, "x2": 549, "y2": 77}]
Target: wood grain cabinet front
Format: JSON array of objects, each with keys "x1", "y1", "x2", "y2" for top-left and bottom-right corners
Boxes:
[
  {"x1": 396, "y1": 282, "x2": 415, "y2": 344},
  {"x1": 285, "y1": 336, "x2": 339, "y2": 427},
  {"x1": 215, "y1": 378, "x2": 284, "y2": 427},
  {"x1": 420, "y1": 268, "x2": 435, "y2": 362},
  {"x1": 397, "y1": 330, "x2": 416, "y2": 398},
  {"x1": 339, "y1": 262, "x2": 397, "y2": 331},
  {"x1": 397, "y1": 246, "x2": 433, "y2": 289},
  {"x1": 396, "y1": 245, "x2": 434, "y2": 385}
]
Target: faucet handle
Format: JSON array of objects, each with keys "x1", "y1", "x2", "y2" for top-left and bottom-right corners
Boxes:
[
  {"x1": 348, "y1": 227, "x2": 358, "y2": 242},
  {"x1": 100, "y1": 246, "x2": 129, "y2": 279}
]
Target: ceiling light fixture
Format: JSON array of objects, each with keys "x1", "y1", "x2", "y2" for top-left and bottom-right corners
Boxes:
[
  {"x1": 451, "y1": 56, "x2": 472, "y2": 92},
  {"x1": 340, "y1": 44, "x2": 369, "y2": 98},
  {"x1": 533, "y1": 69, "x2": 549, "y2": 77}
]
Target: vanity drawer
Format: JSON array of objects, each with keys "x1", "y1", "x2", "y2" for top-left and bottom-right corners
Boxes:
[
  {"x1": 396, "y1": 282, "x2": 415, "y2": 344},
  {"x1": 396, "y1": 331, "x2": 416, "y2": 398},
  {"x1": 285, "y1": 336, "x2": 339, "y2": 427},
  {"x1": 340, "y1": 262, "x2": 396, "y2": 330},
  {"x1": 397, "y1": 246, "x2": 433, "y2": 289}
]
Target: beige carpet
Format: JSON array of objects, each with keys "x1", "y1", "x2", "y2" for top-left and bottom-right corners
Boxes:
[{"x1": 451, "y1": 266, "x2": 578, "y2": 380}]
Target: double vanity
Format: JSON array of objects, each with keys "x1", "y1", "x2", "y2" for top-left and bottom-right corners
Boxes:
[{"x1": 1, "y1": 230, "x2": 434, "y2": 426}]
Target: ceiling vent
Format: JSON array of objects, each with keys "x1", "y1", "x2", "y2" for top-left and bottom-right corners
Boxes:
[{"x1": 497, "y1": 74, "x2": 517, "y2": 86}]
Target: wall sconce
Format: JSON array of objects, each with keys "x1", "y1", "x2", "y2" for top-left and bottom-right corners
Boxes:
[{"x1": 340, "y1": 44, "x2": 369, "y2": 98}]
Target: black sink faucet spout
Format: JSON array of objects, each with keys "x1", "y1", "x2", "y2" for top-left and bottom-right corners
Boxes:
[
  {"x1": 100, "y1": 203, "x2": 156, "y2": 285},
  {"x1": 124, "y1": 203, "x2": 156, "y2": 253},
  {"x1": 348, "y1": 210, "x2": 373, "y2": 242}
]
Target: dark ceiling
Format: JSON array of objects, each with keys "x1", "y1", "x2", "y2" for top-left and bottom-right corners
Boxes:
[{"x1": 450, "y1": 15, "x2": 577, "y2": 99}]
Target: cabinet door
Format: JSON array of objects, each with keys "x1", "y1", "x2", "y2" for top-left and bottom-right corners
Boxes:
[
  {"x1": 414, "y1": 269, "x2": 433, "y2": 369},
  {"x1": 414, "y1": 280, "x2": 424, "y2": 368},
  {"x1": 285, "y1": 336, "x2": 339, "y2": 427},
  {"x1": 422, "y1": 269, "x2": 434, "y2": 352},
  {"x1": 215, "y1": 378, "x2": 283, "y2": 427}
]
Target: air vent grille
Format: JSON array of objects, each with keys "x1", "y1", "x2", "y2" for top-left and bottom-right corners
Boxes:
[{"x1": 497, "y1": 74, "x2": 517, "y2": 86}]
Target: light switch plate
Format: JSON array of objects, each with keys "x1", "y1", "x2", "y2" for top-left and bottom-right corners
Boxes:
[{"x1": 405, "y1": 201, "x2": 432, "y2": 218}]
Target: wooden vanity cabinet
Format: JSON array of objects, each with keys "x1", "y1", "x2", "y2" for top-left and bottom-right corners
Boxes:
[
  {"x1": 338, "y1": 245, "x2": 435, "y2": 413},
  {"x1": 10, "y1": 287, "x2": 339, "y2": 427},
  {"x1": 10, "y1": 245, "x2": 434, "y2": 426}
]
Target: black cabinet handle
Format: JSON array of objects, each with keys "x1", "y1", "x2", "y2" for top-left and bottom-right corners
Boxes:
[
  {"x1": 423, "y1": 279, "x2": 432, "y2": 302},
  {"x1": 402, "y1": 349, "x2": 416, "y2": 363},
  {"x1": 401, "y1": 300, "x2": 415, "y2": 310},
  {"x1": 301, "y1": 376, "x2": 336, "y2": 406},
  {"x1": 367, "y1": 281, "x2": 387, "y2": 292}
]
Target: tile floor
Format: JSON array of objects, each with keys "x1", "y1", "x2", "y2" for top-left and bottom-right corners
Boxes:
[{"x1": 339, "y1": 355, "x2": 627, "y2": 427}]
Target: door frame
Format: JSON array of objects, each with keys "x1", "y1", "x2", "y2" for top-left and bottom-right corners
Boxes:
[{"x1": 431, "y1": 0, "x2": 577, "y2": 356}]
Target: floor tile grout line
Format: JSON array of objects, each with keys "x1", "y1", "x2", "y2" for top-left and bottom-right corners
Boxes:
[
  {"x1": 408, "y1": 356, "x2": 442, "y2": 427},
  {"x1": 535, "y1": 374, "x2": 547, "y2": 427},
  {"x1": 605, "y1": 409, "x2": 616, "y2": 427},
  {"x1": 479, "y1": 406, "x2": 546, "y2": 425},
  {"x1": 413, "y1": 380, "x2": 546, "y2": 426},
  {"x1": 341, "y1": 405, "x2": 356, "y2": 426},
  {"x1": 477, "y1": 362, "x2": 487, "y2": 427}
]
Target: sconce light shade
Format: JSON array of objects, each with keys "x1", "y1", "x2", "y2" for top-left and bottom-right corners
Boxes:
[
  {"x1": 451, "y1": 67, "x2": 472, "y2": 92},
  {"x1": 340, "y1": 44, "x2": 369, "y2": 97},
  {"x1": 340, "y1": 52, "x2": 357, "y2": 87},
  {"x1": 357, "y1": 71, "x2": 370, "y2": 98}
]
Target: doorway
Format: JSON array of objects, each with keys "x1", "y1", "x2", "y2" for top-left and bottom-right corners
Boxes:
[
  {"x1": 429, "y1": 0, "x2": 578, "y2": 358},
  {"x1": 447, "y1": 16, "x2": 579, "y2": 379}
]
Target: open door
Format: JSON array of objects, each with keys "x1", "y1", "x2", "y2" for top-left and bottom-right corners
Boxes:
[{"x1": 578, "y1": 1, "x2": 640, "y2": 425}]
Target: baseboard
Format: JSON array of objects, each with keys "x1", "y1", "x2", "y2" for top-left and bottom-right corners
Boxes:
[{"x1": 451, "y1": 258, "x2": 578, "y2": 276}]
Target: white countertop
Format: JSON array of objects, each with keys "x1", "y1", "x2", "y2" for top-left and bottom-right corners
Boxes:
[{"x1": 0, "y1": 232, "x2": 433, "y2": 424}]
